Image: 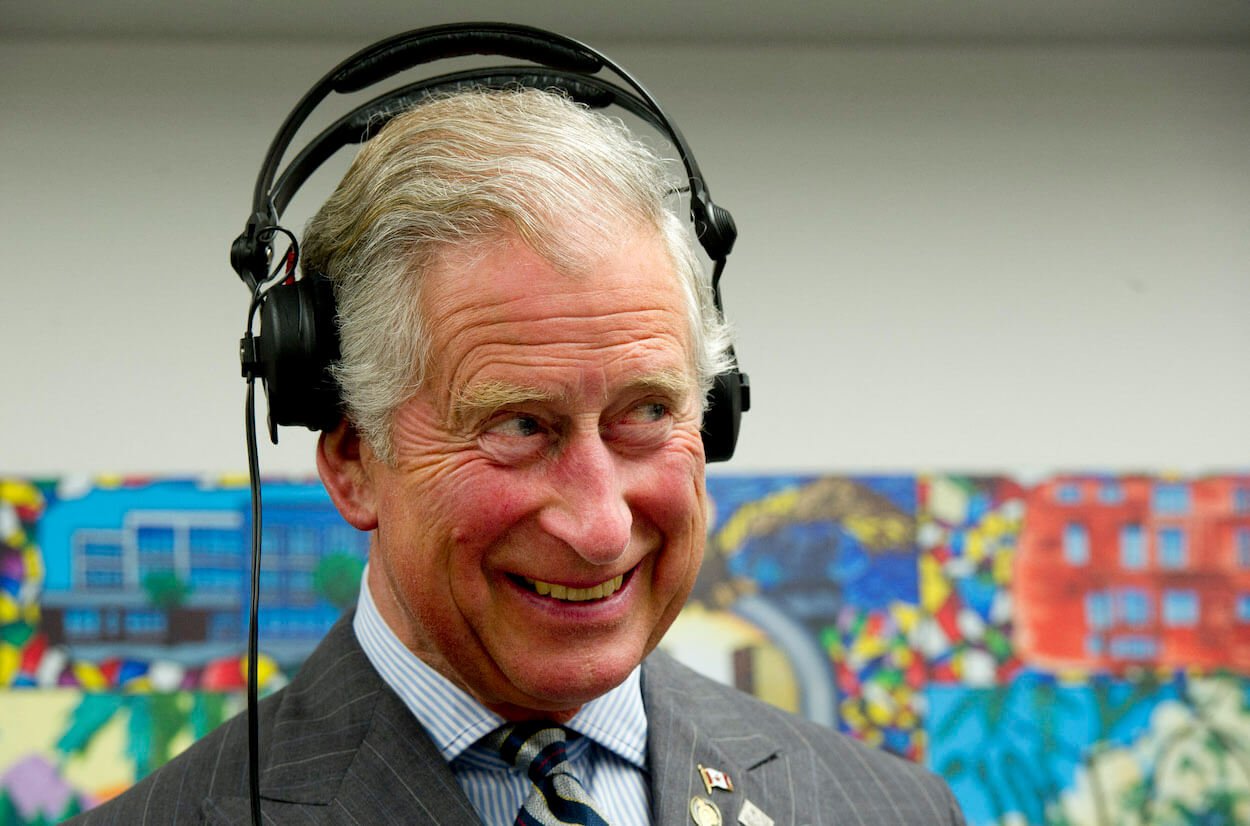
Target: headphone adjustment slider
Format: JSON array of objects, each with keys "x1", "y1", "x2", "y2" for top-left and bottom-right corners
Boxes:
[{"x1": 239, "y1": 334, "x2": 261, "y2": 379}]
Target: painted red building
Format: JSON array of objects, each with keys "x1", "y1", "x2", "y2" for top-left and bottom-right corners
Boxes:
[{"x1": 1014, "y1": 475, "x2": 1250, "y2": 673}]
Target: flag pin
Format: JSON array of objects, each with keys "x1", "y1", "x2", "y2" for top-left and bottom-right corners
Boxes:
[
  {"x1": 698, "y1": 764, "x2": 734, "y2": 795},
  {"x1": 689, "y1": 796, "x2": 723, "y2": 826}
]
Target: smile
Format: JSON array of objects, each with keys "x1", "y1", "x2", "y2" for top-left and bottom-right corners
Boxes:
[{"x1": 520, "y1": 574, "x2": 625, "y2": 602}]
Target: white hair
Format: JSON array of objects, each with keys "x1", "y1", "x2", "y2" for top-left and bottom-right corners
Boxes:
[{"x1": 301, "y1": 88, "x2": 734, "y2": 463}]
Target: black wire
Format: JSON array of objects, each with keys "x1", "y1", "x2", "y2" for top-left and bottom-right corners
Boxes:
[
  {"x1": 245, "y1": 376, "x2": 263, "y2": 826},
  {"x1": 242, "y1": 228, "x2": 296, "y2": 826}
]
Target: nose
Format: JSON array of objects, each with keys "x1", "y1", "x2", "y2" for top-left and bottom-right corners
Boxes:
[{"x1": 537, "y1": 430, "x2": 632, "y2": 565}]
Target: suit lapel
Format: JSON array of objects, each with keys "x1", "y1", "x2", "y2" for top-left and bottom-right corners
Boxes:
[
  {"x1": 327, "y1": 686, "x2": 483, "y2": 825},
  {"x1": 643, "y1": 651, "x2": 790, "y2": 826},
  {"x1": 208, "y1": 616, "x2": 481, "y2": 825}
]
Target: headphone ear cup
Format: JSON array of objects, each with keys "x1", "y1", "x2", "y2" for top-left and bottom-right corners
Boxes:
[
  {"x1": 255, "y1": 273, "x2": 341, "y2": 439},
  {"x1": 701, "y1": 368, "x2": 750, "y2": 462}
]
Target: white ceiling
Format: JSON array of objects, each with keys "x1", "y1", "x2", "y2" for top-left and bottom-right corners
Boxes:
[{"x1": 4, "y1": 0, "x2": 1249, "y2": 44}]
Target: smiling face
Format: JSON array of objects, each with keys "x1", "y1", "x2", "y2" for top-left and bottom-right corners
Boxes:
[{"x1": 319, "y1": 228, "x2": 708, "y2": 721}]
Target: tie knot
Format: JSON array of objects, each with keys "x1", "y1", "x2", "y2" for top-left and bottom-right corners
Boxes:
[
  {"x1": 490, "y1": 722, "x2": 576, "y2": 785},
  {"x1": 486, "y1": 722, "x2": 611, "y2": 826}
]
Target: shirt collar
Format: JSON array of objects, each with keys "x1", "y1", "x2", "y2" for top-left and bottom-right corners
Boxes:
[{"x1": 352, "y1": 566, "x2": 648, "y2": 768}]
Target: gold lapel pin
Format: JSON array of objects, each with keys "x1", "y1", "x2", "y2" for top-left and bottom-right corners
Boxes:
[
  {"x1": 698, "y1": 764, "x2": 734, "y2": 795},
  {"x1": 689, "y1": 796, "x2": 723, "y2": 826}
]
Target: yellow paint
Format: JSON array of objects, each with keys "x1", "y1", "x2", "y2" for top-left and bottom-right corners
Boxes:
[
  {"x1": 0, "y1": 595, "x2": 17, "y2": 624},
  {"x1": 850, "y1": 632, "x2": 888, "y2": 665},
  {"x1": 25, "y1": 545, "x2": 46, "y2": 581},
  {"x1": 919, "y1": 555, "x2": 950, "y2": 611},
  {"x1": 981, "y1": 512, "x2": 1004, "y2": 536},
  {"x1": 0, "y1": 645, "x2": 18, "y2": 685},
  {"x1": 993, "y1": 548, "x2": 1014, "y2": 584},
  {"x1": 867, "y1": 701, "x2": 893, "y2": 726},
  {"x1": 241, "y1": 653, "x2": 280, "y2": 688},
  {"x1": 0, "y1": 479, "x2": 43, "y2": 508},
  {"x1": 843, "y1": 514, "x2": 910, "y2": 548},
  {"x1": 713, "y1": 487, "x2": 800, "y2": 553},
  {"x1": 891, "y1": 602, "x2": 920, "y2": 635},
  {"x1": 72, "y1": 662, "x2": 108, "y2": 691},
  {"x1": 1057, "y1": 668, "x2": 1088, "y2": 685},
  {"x1": 964, "y1": 530, "x2": 984, "y2": 562}
]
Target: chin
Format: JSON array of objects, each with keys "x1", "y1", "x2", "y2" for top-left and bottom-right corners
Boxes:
[{"x1": 507, "y1": 641, "x2": 645, "y2": 710}]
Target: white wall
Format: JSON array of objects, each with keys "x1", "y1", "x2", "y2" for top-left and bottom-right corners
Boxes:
[{"x1": 3, "y1": 38, "x2": 1248, "y2": 477}]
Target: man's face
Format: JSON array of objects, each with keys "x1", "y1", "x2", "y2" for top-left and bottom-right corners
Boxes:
[{"x1": 340, "y1": 229, "x2": 708, "y2": 720}]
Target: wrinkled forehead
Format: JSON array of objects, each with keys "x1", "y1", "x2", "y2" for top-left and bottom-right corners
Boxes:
[
  {"x1": 420, "y1": 222, "x2": 688, "y2": 317},
  {"x1": 417, "y1": 228, "x2": 698, "y2": 388},
  {"x1": 431, "y1": 212, "x2": 672, "y2": 280}
]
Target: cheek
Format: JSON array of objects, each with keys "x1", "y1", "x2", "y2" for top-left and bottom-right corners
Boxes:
[
  {"x1": 374, "y1": 465, "x2": 540, "y2": 620},
  {"x1": 645, "y1": 472, "x2": 704, "y2": 533},
  {"x1": 428, "y1": 462, "x2": 549, "y2": 549},
  {"x1": 634, "y1": 441, "x2": 708, "y2": 561}
]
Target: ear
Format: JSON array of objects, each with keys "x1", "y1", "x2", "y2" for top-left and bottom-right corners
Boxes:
[{"x1": 317, "y1": 419, "x2": 380, "y2": 531}]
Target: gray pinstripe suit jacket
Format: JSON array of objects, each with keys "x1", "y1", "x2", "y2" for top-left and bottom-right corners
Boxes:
[{"x1": 69, "y1": 615, "x2": 965, "y2": 825}]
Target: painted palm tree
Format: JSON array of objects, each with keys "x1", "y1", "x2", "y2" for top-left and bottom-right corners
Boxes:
[{"x1": 56, "y1": 692, "x2": 238, "y2": 787}]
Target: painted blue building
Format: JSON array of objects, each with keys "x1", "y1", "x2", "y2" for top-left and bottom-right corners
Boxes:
[{"x1": 37, "y1": 478, "x2": 368, "y2": 665}]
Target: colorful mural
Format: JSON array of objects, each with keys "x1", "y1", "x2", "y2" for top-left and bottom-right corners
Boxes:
[{"x1": 1, "y1": 472, "x2": 1249, "y2": 825}]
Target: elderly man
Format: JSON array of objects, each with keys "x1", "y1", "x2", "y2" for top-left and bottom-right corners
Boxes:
[{"x1": 72, "y1": 88, "x2": 964, "y2": 825}]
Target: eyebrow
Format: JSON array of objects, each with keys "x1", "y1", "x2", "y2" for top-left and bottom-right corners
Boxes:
[
  {"x1": 450, "y1": 380, "x2": 557, "y2": 429},
  {"x1": 623, "y1": 369, "x2": 697, "y2": 402},
  {"x1": 449, "y1": 369, "x2": 697, "y2": 429}
]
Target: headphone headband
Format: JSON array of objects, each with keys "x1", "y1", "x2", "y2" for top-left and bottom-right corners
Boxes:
[
  {"x1": 269, "y1": 67, "x2": 670, "y2": 219},
  {"x1": 328, "y1": 22, "x2": 604, "y2": 94}
]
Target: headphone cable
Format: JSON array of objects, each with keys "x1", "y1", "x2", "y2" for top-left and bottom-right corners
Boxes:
[
  {"x1": 241, "y1": 226, "x2": 299, "y2": 826},
  {"x1": 244, "y1": 377, "x2": 263, "y2": 826}
]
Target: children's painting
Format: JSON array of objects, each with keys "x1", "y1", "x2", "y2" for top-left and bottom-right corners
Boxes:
[{"x1": 2, "y1": 473, "x2": 1248, "y2": 824}]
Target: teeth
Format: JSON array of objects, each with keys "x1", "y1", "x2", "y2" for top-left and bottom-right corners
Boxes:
[{"x1": 523, "y1": 574, "x2": 624, "y2": 602}]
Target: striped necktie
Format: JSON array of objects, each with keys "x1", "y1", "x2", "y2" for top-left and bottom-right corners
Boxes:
[{"x1": 489, "y1": 722, "x2": 611, "y2": 826}]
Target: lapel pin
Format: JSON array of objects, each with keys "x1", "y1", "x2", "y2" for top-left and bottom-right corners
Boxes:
[
  {"x1": 689, "y1": 796, "x2": 723, "y2": 826},
  {"x1": 698, "y1": 764, "x2": 734, "y2": 795},
  {"x1": 737, "y1": 799, "x2": 774, "y2": 826}
]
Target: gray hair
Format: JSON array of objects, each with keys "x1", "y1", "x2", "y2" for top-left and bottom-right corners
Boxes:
[{"x1": 301, "y1": 88, "x2": 734, "y2": 463}]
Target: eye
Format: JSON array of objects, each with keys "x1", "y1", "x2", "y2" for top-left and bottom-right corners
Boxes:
[
  {"x1": 624, "y1": 401, "x2": 669, "y2": 424},
  {"x1": 603, "y1": 400, "x2": 673, "y2": 449},
  {"x1": 486, "y1": 414, "x2": 543, "y2": 438},
  {"x1": 480, "y1": 413, "x2": 554, "y2": 464}
]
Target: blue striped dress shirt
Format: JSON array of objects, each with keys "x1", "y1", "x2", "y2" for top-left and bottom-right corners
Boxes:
[{"x1": 353, "y1": 571, "x2": 652, "y2": 825}]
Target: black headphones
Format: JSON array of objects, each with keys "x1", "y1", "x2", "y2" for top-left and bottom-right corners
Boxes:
[{"x1": 232, "y1": 22, "x2": 749, "y2": 461}]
